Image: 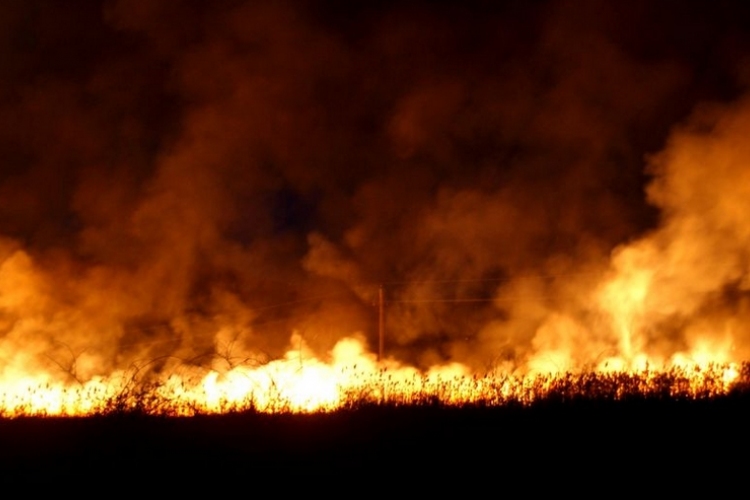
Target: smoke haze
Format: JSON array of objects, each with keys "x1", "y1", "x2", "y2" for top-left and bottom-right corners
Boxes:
[{"x1": 2, "y1": 0, "x2": 750, "y2": 380}]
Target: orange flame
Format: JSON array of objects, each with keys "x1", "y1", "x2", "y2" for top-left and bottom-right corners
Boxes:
[{"x1": 0, "y1": 334, "x2": 740, "y2": 417}]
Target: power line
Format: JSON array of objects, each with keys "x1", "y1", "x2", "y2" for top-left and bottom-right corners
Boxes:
[
  {"x1": 45, "y1": 273, "x2": 578, "y2": 357},
  {"x1": 378, "y1": 271, "x2": 601, "y2": 286},
  {"x1": 242, "y1": 269, "x2": 600, "y2": 312}
]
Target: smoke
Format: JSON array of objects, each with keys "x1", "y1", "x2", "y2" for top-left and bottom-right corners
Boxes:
[
  {"x1": 595, "y1": 97, "x2": 750, "y2": 365},
  {"x1": 1, "y1": 0, "x2": 750, "y2": 381}
]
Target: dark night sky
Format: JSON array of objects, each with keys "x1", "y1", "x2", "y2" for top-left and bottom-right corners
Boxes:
[{"x1": 2, "y1": 0, "x2": 750, "y2": 375}]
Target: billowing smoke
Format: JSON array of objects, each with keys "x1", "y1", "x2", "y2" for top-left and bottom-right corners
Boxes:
[
  {"x1": 592, "y1": 97, "x2": 750, "y2": 367},
  {"x1": 1, "y1": 0, "x2": 750, "y2": 382}
]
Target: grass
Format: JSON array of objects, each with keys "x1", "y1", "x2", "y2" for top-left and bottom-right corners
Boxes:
[
  {"x1": 2, "y1": 371, "x2": 749, "y2": 487},
  {"x1": 0, "y1": 361, "x2": 746, "y2": 417}
]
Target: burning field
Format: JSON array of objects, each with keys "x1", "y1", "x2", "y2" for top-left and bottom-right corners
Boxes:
[
  {"x1": 3, "y1": 1, "x2": 750, "y2": 474},
  {"x1": 0, "y1": 334, "x2": 746, "y2": 416}
]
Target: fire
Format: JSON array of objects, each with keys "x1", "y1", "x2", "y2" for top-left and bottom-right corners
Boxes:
[
  {"x1": 0, "y1": 95, "x2": 748, "y2": 416},
  {"x1": 0, "y1": 334, "x2": 741, "y2": 417},
  {"x1": 0, "y1": 229, "x2": 745, "y2": 417}
]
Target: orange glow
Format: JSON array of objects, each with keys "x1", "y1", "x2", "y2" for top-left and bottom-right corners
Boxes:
[
  {"x1": 1, "y1": 97, "x2": 749, "y2": 416},
  {"x1": 0, "y1": 334, "x2": 741, "y2": 417},
  {"x1": 0, "y1": 205, "x2": 746, "y2": 416}
]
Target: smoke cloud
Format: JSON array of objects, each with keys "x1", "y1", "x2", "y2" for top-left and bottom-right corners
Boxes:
[{"x1": 1, "y1": 0, "x2": 750, "y2": 381}]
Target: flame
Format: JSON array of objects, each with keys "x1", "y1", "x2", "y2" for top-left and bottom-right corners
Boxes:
[
  {"x1": 0, "y1": 214, "x2": 745, "y2": 417},
  {"x1": 0, "y1": 333, "x2": 740, "y2": 417},
  {"x1": 1, "y1": 97, "x2": 748, "y2": 416}
]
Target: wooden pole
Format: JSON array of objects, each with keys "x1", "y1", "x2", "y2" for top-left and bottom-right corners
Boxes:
[{"x1": 378, "y1": 284, "x2": 384, "y2": 362}]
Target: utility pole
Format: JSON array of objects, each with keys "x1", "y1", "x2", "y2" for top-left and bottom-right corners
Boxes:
[{"x1": 378, "y1": 284, "x2": 385, "y2": 362}]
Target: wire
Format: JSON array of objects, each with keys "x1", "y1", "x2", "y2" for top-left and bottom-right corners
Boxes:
[{"x1": 376, "y1": 270, "x2": 601, "y2": 286}]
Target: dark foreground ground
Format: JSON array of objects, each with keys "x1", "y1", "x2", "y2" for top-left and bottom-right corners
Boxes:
[{"x1": 1, "y1": 392, "x2": 749, "y2": 490}]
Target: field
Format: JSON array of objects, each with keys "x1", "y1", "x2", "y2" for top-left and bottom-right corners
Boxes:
[{"x1": 2, "y1": 368, "x2": 748, "y2": 489}]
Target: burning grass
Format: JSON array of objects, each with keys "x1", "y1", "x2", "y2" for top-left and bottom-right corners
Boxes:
[{"x1": 0, "y1": 359, "x2": 745, "y2": 418}]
